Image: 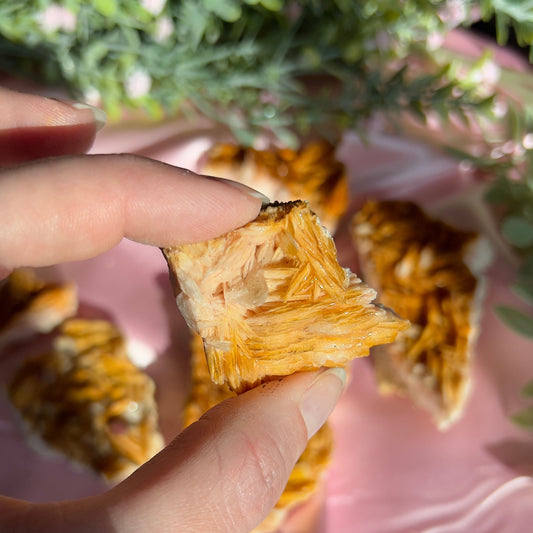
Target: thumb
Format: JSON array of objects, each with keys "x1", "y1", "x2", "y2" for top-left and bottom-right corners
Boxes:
[{"x1": 50, "y1": 368, "x2": 345, "y2": 533}]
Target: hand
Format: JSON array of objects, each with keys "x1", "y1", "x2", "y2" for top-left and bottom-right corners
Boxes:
[{"x1": 0, "y1": 86, "x2": 346, "y2": 533}]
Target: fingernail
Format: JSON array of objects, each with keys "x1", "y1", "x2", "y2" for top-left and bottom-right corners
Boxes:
[
  {"x1": 49, "y1": 97, "x2": 107, "y2": 131},
  {"x1": 203, "y1": 175, "x2": 270, "y2": 206},
  {"x1": 70, "y1": 102, "x2": 107, "y2": 131},
  {"x1": 299, "y1": 367, "x2": 346, "y2": 439}
]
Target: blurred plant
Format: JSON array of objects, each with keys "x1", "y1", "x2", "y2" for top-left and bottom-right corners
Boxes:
[
  {"x1": 439, "y1": 75, "x2": 533, "y2": 412},
  {"x1": 449, "y1": 29, "x2": 533, "y2": 429},
  {"x1": 484, "y1": 146, "x2": 533, "y2": 429},
  {"x1": 478, "y1": 0, "x2": 533, "y2": 61},
  {"x1": 485, "y1": 159, "x2": 533, "y2": 341},
  {"x1": 510, "y1": 378, "x2": 533, "y2": 431},
  {"x1": 0, "y1": 0, "x2": 487, "y2": 146}
]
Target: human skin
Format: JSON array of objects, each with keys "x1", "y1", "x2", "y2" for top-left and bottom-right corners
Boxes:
[{"x1": 0, "y1": 86, "x2": 345, "y2": 533}]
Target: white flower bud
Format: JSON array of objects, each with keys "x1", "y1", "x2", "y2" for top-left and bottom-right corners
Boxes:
[
  {"x1": 38, "y1": 4, "x2": 76, "y2": 33},
  {"x1": 125, "y1": 70, "x2": 152, "y2": 99},
  {"x1": 141, "y1": 0, "x2": 167, "y2": 17},
  {"x1": 155, "y1": 16, "x2": 174, "y2": 42}
]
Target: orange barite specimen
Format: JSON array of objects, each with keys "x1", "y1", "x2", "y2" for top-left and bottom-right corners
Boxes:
[
  {"x1": 8, "y1": 318, "x2": 164, "y2": 481},
  {"x1": 0, "y1": 268, "x2": 78, "y2": 348},
  {"x1": 352, "y1": 200, "x2": 489, "y2": 429},
  {"x1": 164, "y1": 200, "x2": 408, "y2": 393}
]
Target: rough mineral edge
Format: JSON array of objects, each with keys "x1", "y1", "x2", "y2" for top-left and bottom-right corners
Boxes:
[
  {"x1": 352, "y1": 200, "x2": 492, "y2": 430},
  {"x1": 8, "y1": 318, "x2": 164, "y2": 482},
  {"x1": 163, "y1": 200, "x2": 409, "y2": 393},
  {"x1": 0, "y1": 268, "x2": 78, "y2": 349},
  {"x1": 200, "y1": 141, "x2": 349, "y2": 234},
  {"x1": 185, "y1": 334, "x2": 334, "y2": 533}
]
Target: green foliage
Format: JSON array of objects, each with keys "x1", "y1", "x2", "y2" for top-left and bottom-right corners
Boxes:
[
  {"x1": 511, "y1": 404, "x2": 533, "y2": 429},
  {"x1": 0, "y1": 0, "x2": 484, "y2": 142},
  {"x1": 483, "y1": 139, "x2": 533, "y2": 345},
  {"x1": 501, "y1": 215, "x2": 533, "y2": 248},
  {"x1": 479, "y1": 100, "x2": 533, "y2": 431},
  {"x1": 494, "y1": 306, "x2": 533, "y2": 338},
  {"x1": 522, "y1": 378, "x2": 533, "y2": 397},
  {"x1": 480, "y1": 0, "x2": 533, "y2": 59},
  {"x1": 511, "y1": 379, "x2": 533, "y2": 431}
]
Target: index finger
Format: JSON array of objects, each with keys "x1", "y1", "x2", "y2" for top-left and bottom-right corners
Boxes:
[
  {"x1": 0, "y1": 86, "x2": 105, "y2": 166},
  {"x1": 0, "y1": 154, "x2": 264, "y2": 274}
]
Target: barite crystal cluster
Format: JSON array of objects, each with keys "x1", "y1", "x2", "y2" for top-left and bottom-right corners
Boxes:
[
  {"x1": 9, "y1": 318, "x2": 164, "y2": 481},
  {"x1": 352, "y1": 200, "x2": 490, "y2": 429},
  {"x1": 164, "y1": 200, "x2": 408, "y2": 393}
]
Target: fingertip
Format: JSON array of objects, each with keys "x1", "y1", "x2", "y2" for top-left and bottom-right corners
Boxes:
[
  {"x1": 299, "y1": 367, "x2": 346, "y2": 439},
  {"x1": 0, "y1": 87, "x2": 105, "y2": 130},
  {"x1": 126, "y1": 160, "x2": 265, "y2": 247},
  {"x1": 0, "y1": 87, "x2": 105, "y2": 166},
  {"x1": 67, "y1": 101, "x2": 107, "y2": 131}
]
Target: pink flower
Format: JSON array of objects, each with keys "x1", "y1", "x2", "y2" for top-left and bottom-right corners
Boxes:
[{"x1": 38, "y1": 4, "x2": 76, "y2": 33}]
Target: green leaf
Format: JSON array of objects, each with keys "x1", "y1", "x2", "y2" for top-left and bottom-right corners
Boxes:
[
  {"x1": 508, "y1": 104, "x2": 526, "y2": 143},
  {"x1": 496, "y1": 12, "x2": 511, "y2": 45},
  {"x1": 83, "y1": 41, "x2": 109, "y2": 68},
  {"x1": 522, "y1": 379, "x2": 533, "y2": 397},
  {"x1": 501, "y1": 215, "x2": 533, "y2": 248},
  {"x1": 519, "y1": 252, "x2": 533, "y2": 277},
  {"x1": 177, "y1": 1, "x2": 210, "y2": 50},
  {"x1": 513, "y1": 280, "x2": 533, "y2": 306},
  {"x1": 93, "y1": 0, "x2": 117, "y2": 18},
  {"x1": 495, "y1": 305, "x2": 533, "y2": 338},
  {"x1": 204, "y1": 0, "x2": 242, "y2": 22},
  {"x1": 259, "y1": 0, "x2": 284, "y2": 11},
  {"x1": 484, "y1": 178, "x2": 512, "y2": 204},
  {"x1": 408, "y1": 100, "x2": 427, "y2": 124},
  {"x1": 525, "y1": 149, "x2": 533, "y2": 190},
  {"x1": 492, "y1": 0, "x2": 533, "y2": 24},
  {"x1": 511, "y1": 405, "x2": 533, "y2": 429}
]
